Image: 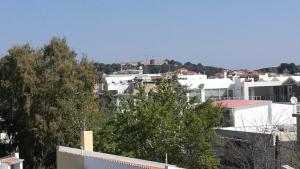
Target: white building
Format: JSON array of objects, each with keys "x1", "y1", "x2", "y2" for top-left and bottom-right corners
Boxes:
[
  {"x1": 99, "y1": 72, "x2": 162, "y2": 106},
  {"x1": 178, "y1": 73, "x2": 300, "y2": 104},
  {"x1": 214, "y1": 100, "x2": 296, "y2": 127},
  {"x1": 234, "y1": 74, "x2": 300, "y2": 102},
  {"x1": 0, "y1": 153, "x2": 23, "y2": 169},
  {"x1": 214, "y1": 100, "x2": 299, "y2": 169},
  {"x1": 100, "y1": 71, "x2": 300, "y2": 106},
  {"x1": 0, "y1": 132, "x2": 9, "y2": 144},
  {"x1": 100, "y1": 73, "x2": 161, "y2": 95},
  {"x1": 177, "y1": 74, "x2": 234, "y2": 103}
]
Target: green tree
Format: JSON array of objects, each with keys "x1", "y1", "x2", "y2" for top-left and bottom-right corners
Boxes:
[
  {"x1": 95, "y1": 80, "x2": 223, "y2": 169},
  {"x1": 0, "y1": 45, "x2": 39, "y2": 156},
  {"x1": 59, "y1": 90, "x2": 101, "y2": 148},
  {"x1": 0, "y1": 37, "x2": 99, "y2": 169}
]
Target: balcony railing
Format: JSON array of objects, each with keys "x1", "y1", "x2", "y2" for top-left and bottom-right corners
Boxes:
[
  {"x1": 249, "y1": 95, "x2": 300, "y2": 103},
  {"x1": 206, "y1": 97, "x2": 244, "y2": 101},
  {"x1": 208, "y1": 95, "x2": 300, "y2": 103}
]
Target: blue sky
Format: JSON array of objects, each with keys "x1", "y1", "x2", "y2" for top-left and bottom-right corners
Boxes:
[{"x1": 1, "y1": 0, "x2": 300, "y2": 69}]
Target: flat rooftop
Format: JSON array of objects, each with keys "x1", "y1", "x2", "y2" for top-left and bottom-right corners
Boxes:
[{"x1": 57, "y1": 146, "x2": 184, "y2": 169}]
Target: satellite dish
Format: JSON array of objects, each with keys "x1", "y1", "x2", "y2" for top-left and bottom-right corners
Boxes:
[{"x1": 290, "y1": 96, "x2": 298, "y2": 105}]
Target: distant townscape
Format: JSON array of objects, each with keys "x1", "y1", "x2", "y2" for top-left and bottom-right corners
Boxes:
[
  {"x1": 95, "y1": 59, "x2": 300, "y2": 78},
  {"x1": 1, "y1": 38, "x2": 300, "y2": 169}
]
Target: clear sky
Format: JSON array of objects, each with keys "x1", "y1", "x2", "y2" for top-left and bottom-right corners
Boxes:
[{"x1": 1, "y1": 0, "x2": 300, "y2": 69}]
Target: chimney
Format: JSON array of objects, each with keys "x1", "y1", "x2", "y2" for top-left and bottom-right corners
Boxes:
[
  {"x1": 81, "y1": 131, "x2": 93, "y2": 152},
  {"x1": 224, "y1": 71, "x2": 227, "y2": 79},
  {"x1": 14, "y1": 152, "x2": 19, "y2": 158}
]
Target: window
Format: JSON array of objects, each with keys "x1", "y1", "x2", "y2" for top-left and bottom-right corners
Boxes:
[
  {"x1": 189, "y1": 89, "x2": 202, "y2": 103},
  {"x1": 205, "y1": 89, "x2": 219, "y2": 99},
  {"x1": 205, "y1": 88, "x2": 230, "y2": 100},
  {"x1": 222, "y1": 110, "x2": 233, "y2": 127}
]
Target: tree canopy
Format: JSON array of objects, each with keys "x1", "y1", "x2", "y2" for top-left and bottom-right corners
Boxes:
[
  {"x1": 95, "y1": 80, "x2": 223, "y2": 169},
  {"x1": 0, "y1": 37, "x2": 100, "y2": 168},
  {"x1": 257, "y1": 62, "x2": 300, "y2": 74}
]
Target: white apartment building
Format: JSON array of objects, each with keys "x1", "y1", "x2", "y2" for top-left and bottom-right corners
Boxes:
[
  {"x1": 234, "y1": 74, "x2": 300, "y2": 102},
  {"x1": 100, "y1": 73, "x2": 161, "y2": 95},
  {"x1": 177, "y1": 74, "x2": 234, "y2": 103},
  {"x1": 213, "y1": 100, "x2": 296, "y2": 127},
  {"x1": 100, "y1": 71, "x2": 300, "y2": 106},
  {"x1": 178, "y1": 73, "x2": 300, "y2": 104}
]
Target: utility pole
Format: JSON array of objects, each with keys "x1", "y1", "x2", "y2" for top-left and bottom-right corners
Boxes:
[{"x1": 275, "y1": 135, "x2": 280, "y2": 169}]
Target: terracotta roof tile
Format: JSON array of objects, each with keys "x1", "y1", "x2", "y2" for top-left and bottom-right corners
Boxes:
[{"x1": 0, "y1": 156, "x2": 23, "y2": 165}]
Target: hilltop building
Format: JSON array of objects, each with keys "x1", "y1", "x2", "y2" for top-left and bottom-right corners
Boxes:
[{"x1": 120, "y1": 59, "x2": 168, "y2": 71}]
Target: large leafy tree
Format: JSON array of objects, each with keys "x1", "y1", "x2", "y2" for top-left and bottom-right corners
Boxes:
[
  {"x1": 0, "y1": 45, "x2": 38, "y2": 156},
  {"x1": 95, "y1": 79, "x2": 223, "y2": 169},
  {"x1": 0, "y1": 37, "x2": 99, "y2": 169}
]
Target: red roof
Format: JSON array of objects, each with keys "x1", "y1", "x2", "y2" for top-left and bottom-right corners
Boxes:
[
  {"x1": 213, "y1": 100, "x2": 271, "y2": 109},
  {"x1": 0, "y1": 156, "x2": 23, "y2": 165}
]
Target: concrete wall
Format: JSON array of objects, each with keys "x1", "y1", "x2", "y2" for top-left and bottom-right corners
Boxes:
[
  {"x1": 14, "y1": 163, "x2": 23, "y2": 169},
  {"x1": 0, "y1": 163, "x2": 22, "y2": 169},
  {"x1": 234, "y1": 105, "x2": 270, "y2": 127},
  {"x1": 271, "y1": 103, "x2": 296, "y2": 125},
  {"x1": 0, "y1": 163, "x2": 9, "y2": 169},
  {"x1": 216, "y1": 129, "x2": 274, "y2": 145},
  {"x1": 57, "y1": 151, "x2": 83, "y2": 169},
  {"x1": 233, "y1": 78, "x2": 245, "y2": 99},
  {"x1": 232, "y1": 103, "x2": 295, "y2": 127},
  {"x1": 216, "y1": 129, "x2": 276, "y2": 169}
]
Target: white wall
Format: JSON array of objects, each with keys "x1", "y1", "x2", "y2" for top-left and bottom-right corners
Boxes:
[
  {"x1": 0, "y1": 163, "x2": 9, "y2": 169},
  {"x1": 14, "y1": 163, "x2": 23, "y2": 169},
  {"x1": 233, "y1": 103, "x2": 296, "y2": 127},
  {"x1": 271, "y1": 103, "x2": 296, "y2": 125},
  {"x1": 233, "y1": 78, "x2": 245, "y2": 99},
  {"x1": 234, "y1": 105, "x2": 270, "y2": 127}
]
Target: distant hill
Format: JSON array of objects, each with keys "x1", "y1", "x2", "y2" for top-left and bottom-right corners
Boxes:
[
  {"x1": 256, "y1": 63, "x2": 300, "y2": 74},
  {"x1": 94, "y1": 59, "x2": 224, "y2": 76}
]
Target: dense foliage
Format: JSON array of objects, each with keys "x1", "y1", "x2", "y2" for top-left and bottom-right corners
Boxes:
[
  {"x1": 0, "y1": 38, "x2": 100, "y2": 168},
  {"x1": 95, "y1": 80, "x2": 223, "y2": 169},
  {"x1": 257, "y1": 63, "x2": 300, "y2": 74},
  {"x1": 94, "y1": 62, "x2": 121, "y2": 74}
]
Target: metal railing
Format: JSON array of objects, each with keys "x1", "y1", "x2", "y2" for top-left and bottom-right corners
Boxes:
[
  {"x1": 249, "y1": 95, "x2": 300, "y2": 103},
  {"x1": 207, "y1": 95, "x2": 300, "y2": 103},
  {"x1": 206, "y1": 97, "x2": 243, "y2": 101}
]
